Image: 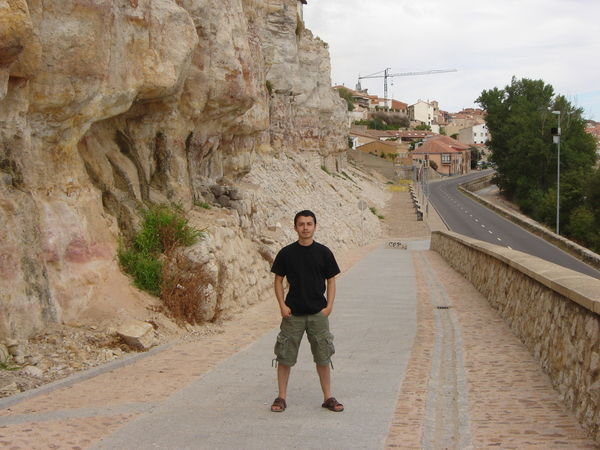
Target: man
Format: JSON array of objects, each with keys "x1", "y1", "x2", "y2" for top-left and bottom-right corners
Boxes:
[{"x1": 270, "y1": 210, "x2": 344, "y2": 413}]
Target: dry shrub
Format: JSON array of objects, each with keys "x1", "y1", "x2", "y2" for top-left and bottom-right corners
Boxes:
[{"x1": 161, "y1": 254, "x2": 214, "y2": 326}]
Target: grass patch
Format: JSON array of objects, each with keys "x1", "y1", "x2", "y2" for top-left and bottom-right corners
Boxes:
[
  {"x1": 370, "y1": 206, "x2": 385, "y2": 220},
  {"x1": 388, "y1": 185, "x2": 409, "y2": 192},
  {"x1": 118, "y1": 204, "x2": 203, "y2": 297},
  {"x1": 195, "y1": 201, "x2": 211, "y2": 210},
  {"x1": 0, "y1": 361, "x2": 18, "y2": 371}
]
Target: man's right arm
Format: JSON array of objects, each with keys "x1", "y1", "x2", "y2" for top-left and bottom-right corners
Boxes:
[{"x1": 274, "y1": 275, "x2": 291, "y2": 318}]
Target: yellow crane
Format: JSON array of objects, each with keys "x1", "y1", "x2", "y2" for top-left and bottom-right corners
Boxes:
[{"x1": 357, "y1": 68, "x2": 457, "y2": 105}]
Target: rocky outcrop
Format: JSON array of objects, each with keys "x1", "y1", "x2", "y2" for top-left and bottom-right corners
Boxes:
[{"x1": 0, "y1": 1, "x2": 381, "y2": 341}]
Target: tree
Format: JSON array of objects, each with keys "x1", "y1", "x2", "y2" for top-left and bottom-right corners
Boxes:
[
  {"x1": 371, "y1": 112, "x2": 410, "y2": 129},
  {"x1": 469, "y1": 146, "x2": 482, "y2": 169},
  {"x1": 336, "y1": 87, "x2": 355, "y2": 111},
  {"x1": 477, "y1": 76, "x2": 597, "y2": 245},
  {"x1": 415, "y1": 123, "x2": 431, "y2": 131}
]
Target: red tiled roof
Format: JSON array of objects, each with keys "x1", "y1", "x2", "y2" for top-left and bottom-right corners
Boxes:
[
  {"x1": 586, "y1": 124, "x2": 600, "y2": 139},
  {"x1": 397, "y1": 130, "x2": 434, "y2": 138},
  {"x1": 391, "y1": 100, "x2": 408, "y2": 110},
  {"x1": 412, "y1": 135, "x2": 470, "y2": 154},
  {"x1": 357, "y1": 140, "x2": 399, "y2": 151},
  {"x1": 349, "y1": 129, "x2": 380, "y2": 139}
]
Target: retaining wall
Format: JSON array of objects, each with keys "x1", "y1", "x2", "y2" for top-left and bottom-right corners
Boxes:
[{"x1": 431, "y1": 230, "x2": 600, "y2": 444}]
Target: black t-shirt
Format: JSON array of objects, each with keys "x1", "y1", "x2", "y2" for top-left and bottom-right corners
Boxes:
[{"x1": 271, "y1": 241, "x2": 341, "y2": 315}]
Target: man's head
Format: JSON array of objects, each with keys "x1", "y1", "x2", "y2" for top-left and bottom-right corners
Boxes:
[
  {"x1": 294, "y1": 210, "x2": 317, "y2": 243},
  {"x1": 294, "y1": 210, "x2": 317, "y2": 226}
]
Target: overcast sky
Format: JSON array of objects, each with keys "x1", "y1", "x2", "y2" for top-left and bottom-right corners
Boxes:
[{"x1": 303, "y1": 0, "x2": 600, "y2": 119}]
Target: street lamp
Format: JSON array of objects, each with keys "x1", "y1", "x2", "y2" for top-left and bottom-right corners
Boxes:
[{"x1": 552, "y1": 110, "x2": 561, "y2": 235}]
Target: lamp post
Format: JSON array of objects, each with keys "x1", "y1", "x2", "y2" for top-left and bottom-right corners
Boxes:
[{"x1": 552, "y1": 110, "x2": 561, "y2": 235}]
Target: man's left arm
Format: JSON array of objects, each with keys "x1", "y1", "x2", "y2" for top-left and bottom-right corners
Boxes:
[{"x1": 322, "y1": 276, "x2": 336, "y2": 317}]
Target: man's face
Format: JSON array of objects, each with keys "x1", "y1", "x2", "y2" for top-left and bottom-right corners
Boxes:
[{"x1": 294, "y1": 215, "x2": 316, "y2": 240}]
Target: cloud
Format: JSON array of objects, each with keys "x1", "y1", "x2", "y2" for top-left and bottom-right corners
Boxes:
[{"x1": 303, "y1": 0, "x2": 600, "y2": 117}]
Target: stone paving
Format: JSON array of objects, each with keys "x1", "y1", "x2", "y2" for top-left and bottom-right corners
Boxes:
[{"x1": 0, "y1": 190, "x2": 597, "y2": 449}]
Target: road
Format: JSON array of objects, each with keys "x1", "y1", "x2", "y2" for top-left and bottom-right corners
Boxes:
[{"x1": 427, "y1": 171, "x2": 600, "y2": 280}]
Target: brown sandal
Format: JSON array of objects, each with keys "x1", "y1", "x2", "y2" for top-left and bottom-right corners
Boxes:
[
  {"x1": 271, "y1": 397, "x2": 287, "y2": 412},
  {"x1": 322, "y1": 397, "x2": 344, "y2": 412}
]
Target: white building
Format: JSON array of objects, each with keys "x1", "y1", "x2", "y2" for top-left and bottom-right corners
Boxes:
[
  {"x1": 458, "y1": 122, "x2": 489, "y2": 145},
  {"x1": 408, "y1": 100, "x2": 435, "y2": 125}
]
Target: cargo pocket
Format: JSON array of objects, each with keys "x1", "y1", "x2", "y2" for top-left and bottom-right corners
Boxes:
[
  {"x1": 274, "y1": 333, "x2": 293, "y2": 366},
  {"x1": 313, "y1": 331, "x2": 335, "y2": 366}
]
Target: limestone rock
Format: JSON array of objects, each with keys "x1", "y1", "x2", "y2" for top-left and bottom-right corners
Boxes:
[
  {"x1": 0, "y1": 0, "x2": 368, "y2": 345},
  {"x1": 0, "y1": 344, "x2": 9, "y2": 363},
  {"x1": 117, "y1": 321, "x2": 156, "y2": 351},
  {"x1": 0, "y1": 382, "x2": 19, "y2": 396},
  {"x1": 21, "y1": 365, "x2": 43, "y2": 378}
]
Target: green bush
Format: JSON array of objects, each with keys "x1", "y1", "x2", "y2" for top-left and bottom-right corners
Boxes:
[
  {"x1": 118, "y1": 248, "x2": 163, "y2": 296},
  {"x1": 118, "y1": 204, "x2": 203, "y2": 296},
  {"x1": 566, "y1": 206, "x2": 599, "y2": 250}
]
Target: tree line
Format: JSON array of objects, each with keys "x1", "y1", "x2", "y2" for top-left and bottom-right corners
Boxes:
[{"x1": 477, "y1": 77, "x2": 600, "y2": 252}]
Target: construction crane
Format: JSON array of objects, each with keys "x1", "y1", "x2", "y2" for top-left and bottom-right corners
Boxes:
[{"x1": 357, "y1": 68, "x2": 457, "y2": 105}]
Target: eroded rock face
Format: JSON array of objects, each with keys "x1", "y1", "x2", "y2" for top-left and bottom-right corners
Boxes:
[{"x1": 0, "y1": 0, "x2": 365, "y2": 341}]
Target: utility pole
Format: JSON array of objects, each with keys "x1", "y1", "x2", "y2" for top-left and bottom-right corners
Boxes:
[{"x1": 552, "y1": 110, "x2": 561, "y2": 235}]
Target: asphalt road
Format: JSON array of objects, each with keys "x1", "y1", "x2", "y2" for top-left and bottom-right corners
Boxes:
[{"x1": 427, "y1": 171, "x2": 600, "y2": 280}]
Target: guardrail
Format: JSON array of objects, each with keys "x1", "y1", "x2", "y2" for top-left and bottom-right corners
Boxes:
[{"x1": 408, "y1": 184, "x2": 424, "y2": 221}]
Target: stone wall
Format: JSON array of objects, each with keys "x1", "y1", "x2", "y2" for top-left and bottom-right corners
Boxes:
[{"x1": 431, "y1": 230, "x2": 600, "y2": 443}]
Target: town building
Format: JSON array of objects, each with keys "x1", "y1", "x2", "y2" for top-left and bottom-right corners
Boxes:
[
  {"x1": 408, "y1": 100, "x2": 435, "y2": 126},
  {"x1": 411, "y1": 135, "x2": 470, "y2": 176},
  {"x1": 458, "y1": 122, "x2": 489, "y2": 145}
]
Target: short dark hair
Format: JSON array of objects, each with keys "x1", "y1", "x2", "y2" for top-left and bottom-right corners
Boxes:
[{"x1": 294, "y1": 210, "x2": 317, "y2": 226}]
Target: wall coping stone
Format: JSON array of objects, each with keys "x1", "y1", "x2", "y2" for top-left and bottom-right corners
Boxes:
[{"x1": 432, "y1": 230, "x2": 600, "y2": 315}]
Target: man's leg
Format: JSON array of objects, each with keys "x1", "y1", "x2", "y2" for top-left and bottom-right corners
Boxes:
[
  {"x1": 317, "y1": 364, "x2": 343, "y2": 411},
  {"x1": 277, "y1": 364, "x2": 291, "y2": 400},
  {"x1": 307, "y1": 314, "x2": 343, "y2": 411},
  {"x1": 316, "y1": 363, "x2": 332, "y2": 401},
  {"x1": 272, "y1": 316, "x2": 304, "y2": 412}
]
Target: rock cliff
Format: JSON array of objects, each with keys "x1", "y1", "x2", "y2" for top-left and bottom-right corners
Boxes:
[{"x1": 0, "y1": 0, "x2": 385, "y2": 341}]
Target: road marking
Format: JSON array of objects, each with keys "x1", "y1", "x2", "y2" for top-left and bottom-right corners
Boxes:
[
  {"x1": 488, "y1": 230, "x2": 493, "y2": 234},
  {"x1": 497, "y1": 238, "x2": 502, "y2": 241}
]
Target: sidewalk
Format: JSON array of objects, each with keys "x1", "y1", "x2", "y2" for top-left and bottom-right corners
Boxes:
[{"x1": 0, "y1": 192, "x2": 597, "y2": 448}]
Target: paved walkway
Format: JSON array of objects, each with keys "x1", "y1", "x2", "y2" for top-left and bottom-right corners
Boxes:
[{"x1": 0, "y1": 192, "x2": 597, "y2": 449}]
